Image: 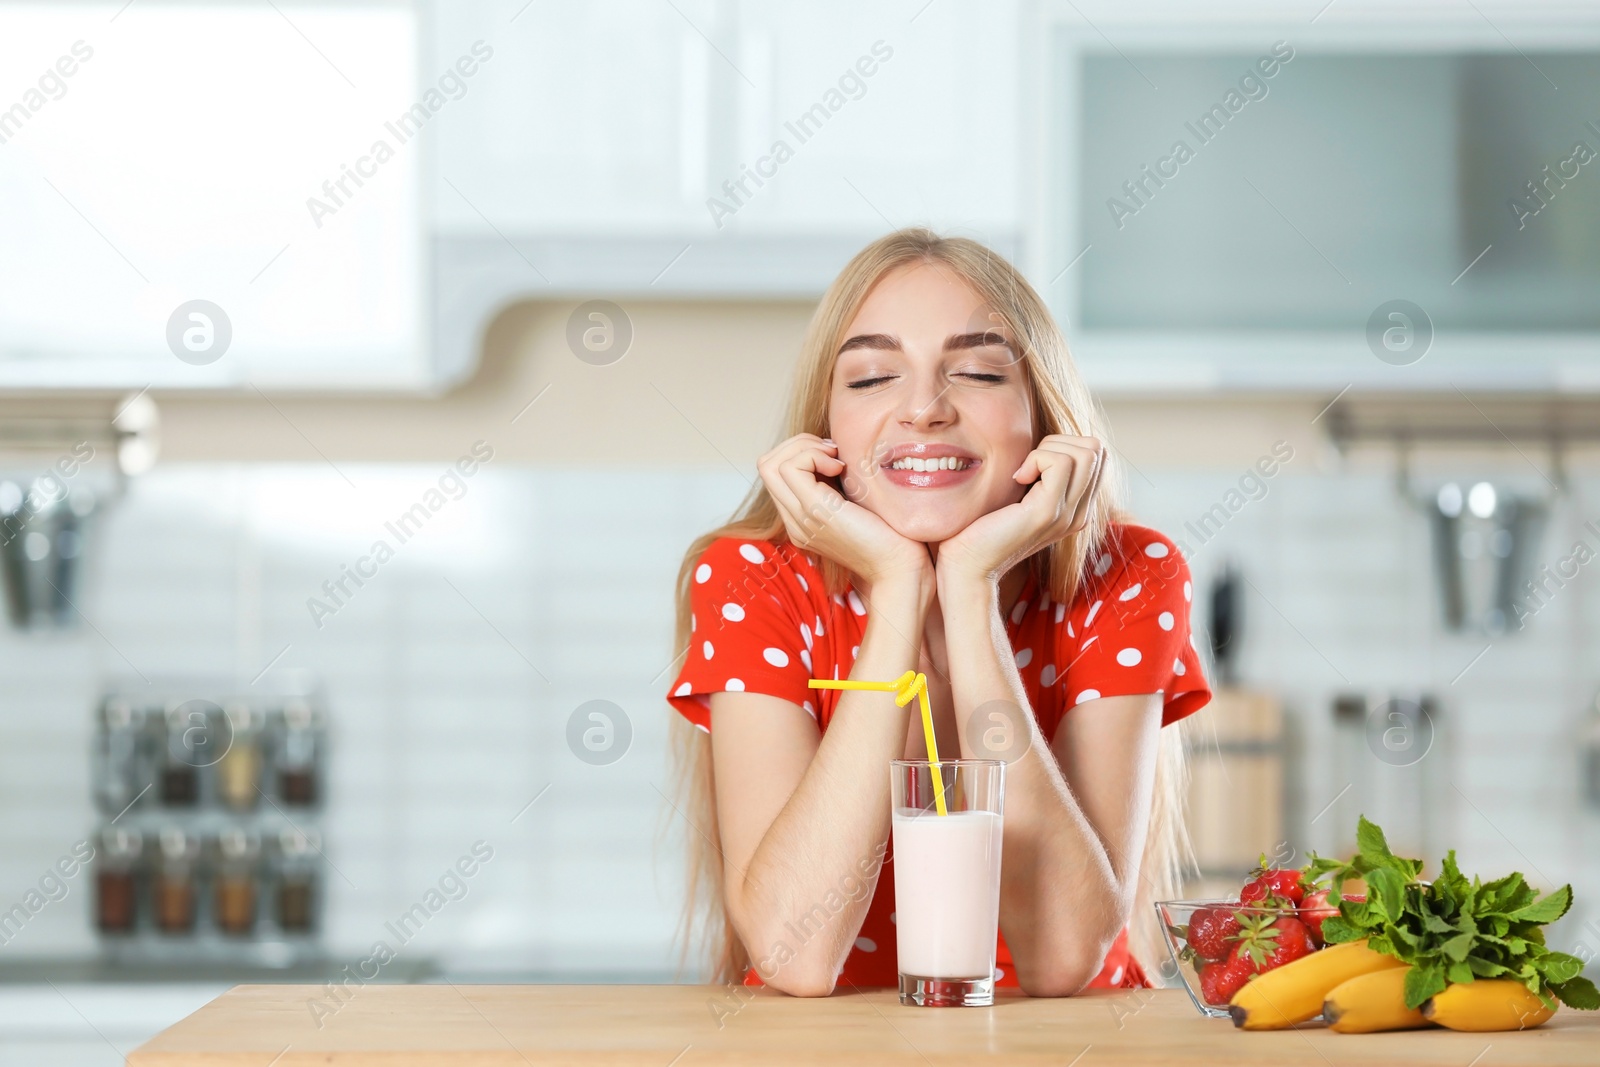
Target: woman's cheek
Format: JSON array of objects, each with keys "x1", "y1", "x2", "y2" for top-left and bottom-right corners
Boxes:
[{"x1": 839, "y1": 460, "x2": 871, "y2": 502}]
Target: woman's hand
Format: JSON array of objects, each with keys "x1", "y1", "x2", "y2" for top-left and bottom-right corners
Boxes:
[
  {"x1": 935, "y1": 434, "x2": 1106, "y2": 586},
  {"x1": 757, "y1": 434, "x2": 933, "y2": 587}
]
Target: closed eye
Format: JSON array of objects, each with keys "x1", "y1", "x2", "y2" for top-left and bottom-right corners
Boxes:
[{"x1": 848, "y1": 372, "x2": 1006, "y2": 390}]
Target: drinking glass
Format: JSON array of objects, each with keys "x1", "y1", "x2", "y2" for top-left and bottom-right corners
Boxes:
[{"x1": 890, "y1": 759, "x2": 1005, "y2": 1006}]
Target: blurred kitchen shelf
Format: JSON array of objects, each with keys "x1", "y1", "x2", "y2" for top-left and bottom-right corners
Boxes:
[{"x1": 0, "y1": 955, "x2": 438, "y2": 985}]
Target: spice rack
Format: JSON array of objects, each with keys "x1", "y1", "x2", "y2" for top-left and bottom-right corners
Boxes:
[{"x1": 90, "y1": 680, "x2": 328, "y2": 967}]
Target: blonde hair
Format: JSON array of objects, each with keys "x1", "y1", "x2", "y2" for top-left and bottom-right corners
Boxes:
[{"x1": 664, "y1": 227, "x2": 1193, "y2": 987}]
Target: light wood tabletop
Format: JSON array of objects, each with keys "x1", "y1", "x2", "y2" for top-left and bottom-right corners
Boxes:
[{"x1": 127, "y1": 983, "x2": 1600, "y2": 1066}]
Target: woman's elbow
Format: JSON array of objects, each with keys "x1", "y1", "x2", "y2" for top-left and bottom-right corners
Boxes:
[
  {"x1": 762, "y1": 966, "x2": 838, "y2": 998},
  {"x1": 1017, "y1": 937, "x2": 1116, "y2": 998},
  {"x1": 1017, "y1": 960, "x2": 1097, "y2": 999}
]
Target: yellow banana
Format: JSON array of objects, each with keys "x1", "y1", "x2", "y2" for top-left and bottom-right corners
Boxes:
[
  {"x1": 1230, "y1": 940, "x2": 1407, "y2": 1031},
  {"x1": 1323, "y1": 967, "x2": 1432, "y2": 1033},
  {"x1": 1420, "y1": 979, "x2": 1557, "y2": 1032}
]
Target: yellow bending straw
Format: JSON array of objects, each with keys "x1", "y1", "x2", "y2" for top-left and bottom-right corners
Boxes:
[{"x1": 809, "y1": 671, "x2": 948, "y2": 816}]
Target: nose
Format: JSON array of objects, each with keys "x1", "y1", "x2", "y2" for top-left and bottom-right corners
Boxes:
[{"x1": 895, "y1": 369, "x2": 954, "y2": 430}]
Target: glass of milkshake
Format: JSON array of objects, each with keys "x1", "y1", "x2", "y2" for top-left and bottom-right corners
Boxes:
[{"x1": 890, "y1": 758, "x2": 1005, "y2": 1006}]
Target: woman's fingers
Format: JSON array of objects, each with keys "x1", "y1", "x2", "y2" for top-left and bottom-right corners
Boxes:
[
  {"x1": 1018, "y1": 435, "x2": 1105, "y2": 538},
  {"x1": 757, "y1": 435, "x2": 844, "y2": 547},
  {"x1": 775, "y1": 444, "x2": 847, "y2": 543}
]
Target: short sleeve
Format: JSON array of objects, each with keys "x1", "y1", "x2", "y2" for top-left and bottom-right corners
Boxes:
[
  {"x1": 1057, "y1": 526, "x2": 1211, "y2": 727},
  {"x1": 665, "y1": 537, "x2": 818, "y2": 732}
]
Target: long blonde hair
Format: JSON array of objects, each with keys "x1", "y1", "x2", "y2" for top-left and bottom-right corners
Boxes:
[{"x1": 664, "y1": 227, "x2": 1193, "y2": 987}]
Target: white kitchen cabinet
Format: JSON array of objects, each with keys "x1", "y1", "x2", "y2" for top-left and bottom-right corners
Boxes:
[
  {"x1": 0, "y1": 1, "x2": 429, "y2": 391},
  {"x1": 427, "y1": 0, "x2": 1022, "y2": 238}
]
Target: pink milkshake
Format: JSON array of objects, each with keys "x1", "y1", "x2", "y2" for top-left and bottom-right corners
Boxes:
[{"x1": 890, "y1": 759, "x2": 1005, "y2": 1006}]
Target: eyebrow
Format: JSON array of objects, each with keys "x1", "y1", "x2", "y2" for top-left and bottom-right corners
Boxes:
[{"x1": 836, "y1": 331, "x2": 1011, "y2": 355}]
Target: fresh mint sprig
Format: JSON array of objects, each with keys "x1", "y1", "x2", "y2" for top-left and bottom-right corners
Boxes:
[{"x1": 1302, "y1": 815, "x2": 1599, "y2": 1012}]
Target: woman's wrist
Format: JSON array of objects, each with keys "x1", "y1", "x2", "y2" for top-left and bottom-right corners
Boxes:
[
  {"x1": 935, "y1": 562, "x2": 998, "y2": 610},
  {"x1": 865, "y1": 565, "x2": 936, "y2": 618}
]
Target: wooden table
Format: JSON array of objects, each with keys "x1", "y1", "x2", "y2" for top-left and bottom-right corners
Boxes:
[{"x1": 129, "y1": 985, "x2": 1599, "y2": 1066}]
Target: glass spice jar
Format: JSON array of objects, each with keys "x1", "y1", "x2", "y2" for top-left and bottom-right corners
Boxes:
[
  {"x1": 276, "y1": 828, "x2": 320, "y2": 934},
  {"x1": 214, "y1": 828, "x2": 260, "y2": 936},
  {"x1": 159, "y1": 704, "x2": 202, "y2": 806},
  {"x1": 94, "y1": 700, "x2": 147, "y2": 815},
  {"x1": 94, "y1": 828, "x2": 142, "y2": 934},
  {"x1": 154, "y1": 827, "x2": 200, "y2": 934},
  {"x1": 215, "y1": 703, "x2": 261, "y2": 811},
  {"x1": 277, "y1": 700, "x2": 320, "y2": 806}
]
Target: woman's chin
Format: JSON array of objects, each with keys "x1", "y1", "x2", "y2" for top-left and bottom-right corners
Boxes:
[{"x1": 881, "y1": 510, "x2": 971, "y2": 545}]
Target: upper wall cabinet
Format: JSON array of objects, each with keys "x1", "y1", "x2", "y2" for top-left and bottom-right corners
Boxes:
[
  {"x1": 427, "y1": 0, "x2": 1021, "y2": 239},
  {"x1": 2, "y1": 0, "x2": 1022, "y2": 391},
  {"x1": 0, "y1": 1, "x2": 429, "y2": 390},
  {"x1": 1039, "y1": 2, "x2": 1600, "y2": 393}
]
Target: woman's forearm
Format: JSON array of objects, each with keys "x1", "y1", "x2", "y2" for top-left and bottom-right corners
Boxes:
[
  {"x1": 734, "y1": 574, "x2": 931, "y2": 995},
  {"x1": 937, "y1": 573, "x2": 1126, "y2": 995}
]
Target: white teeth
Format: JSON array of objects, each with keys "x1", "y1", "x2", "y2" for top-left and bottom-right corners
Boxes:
[{"x1": 888, "y1": 456, "x2": 971, "y2": 472}]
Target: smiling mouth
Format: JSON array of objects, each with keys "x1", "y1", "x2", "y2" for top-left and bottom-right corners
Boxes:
[
  {"x1": 880, "y1": 457, "x2": 981, "y2": 488},
  {"x1": 885, "y1": 456, "x2": 974, "y2": 472}
]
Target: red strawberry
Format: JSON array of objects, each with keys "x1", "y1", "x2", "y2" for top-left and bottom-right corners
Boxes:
[
  {"x1": 1299, "y1": 890, "x2": 1365, "y2": 945},
  {"x1": 1198, "y1": 957, "x2": 1254, "y2": 1006},
  {"x1": 1186, "y1": 905, "x2": 1243, "y2": 961},
  {"x1": 1229, "y1": 914, "x2": 1315, "y2": 974},
  {"x1": 1298, "y1": 889, "x2": 1337, "y2": 944},
  {"x1": 1240, "y1": 866, "x2": 1306, "y2": 908}
]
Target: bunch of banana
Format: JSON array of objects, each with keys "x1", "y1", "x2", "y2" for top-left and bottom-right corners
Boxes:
[
  {"x1": 1229, "y1": 940, "x2": 1405, "y2": 1030},
  {"x1": 1323, "y1": 971, "x2": 1559, "y2": 1033},
  {"x1": 1229, "y1": 942, "x2": 1562, "y2": 1033}
]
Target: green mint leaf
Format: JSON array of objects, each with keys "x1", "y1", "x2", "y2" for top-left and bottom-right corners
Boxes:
[
  {"x1": 1366, "y1": 867, "x2": 1406, "y2": 923},
  {"x1": 1319, "y1": 916, "x2": 1362, "y2": 944},
  {"x1": 1539, "y1": 951, "x2": 1586, "y2": 985},
  {"x1": 1355, "y1": 814, "x2": 1393, "y2": 864},
  {"x1": 1440, "y1": 931, "x2": 1476, "y2": 963},
  {"x1": 1405, "y1": 962, "x2": 1448, "y2": 1010},
  {"x1": 1550, "y1": 976, "x2": 1600, "y2": 1011},
  {"x1": 1509, "y1": 885, "x2": 1573, "y2": 925},
  {"x1": 1467, "y1": 957, "x2": 1509, "y2": 978},
  {"x1": 1420, "y1": 910, "x2": 1455, "y2": 935}
]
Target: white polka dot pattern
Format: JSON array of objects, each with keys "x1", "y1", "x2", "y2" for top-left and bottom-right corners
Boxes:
[{"x1": 667, "y1": 528, "x2": 1209, "y2": 785}]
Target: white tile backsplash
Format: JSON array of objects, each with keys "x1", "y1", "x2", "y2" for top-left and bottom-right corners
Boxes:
[{"x1": 0, "y1": 459, "x2": 1595, "y2": 976}]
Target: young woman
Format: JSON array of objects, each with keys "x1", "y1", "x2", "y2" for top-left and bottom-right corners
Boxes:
[{"x1": 665, "y1": 229, "x2": 1211, "y2": 997}]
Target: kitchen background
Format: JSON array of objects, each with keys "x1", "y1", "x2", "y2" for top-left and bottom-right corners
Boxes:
[{"x1": 3, "y1": 0, "x2": 1600, "y2": 1061}]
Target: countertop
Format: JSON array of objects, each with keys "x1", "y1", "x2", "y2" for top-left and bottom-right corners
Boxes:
[{"x1": 128, "y1": 984, "x2": 1600, "y2": 1066}]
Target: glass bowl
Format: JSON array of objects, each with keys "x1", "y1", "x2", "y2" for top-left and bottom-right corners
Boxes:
[{"x1": 1153, "y1": 898, "x2": 1329, "y2": 1018}]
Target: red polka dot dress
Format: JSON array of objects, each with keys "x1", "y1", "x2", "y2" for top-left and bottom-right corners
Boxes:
[{"x1": 666, "y1": 521, "x2": 1211, "y2": 991}]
